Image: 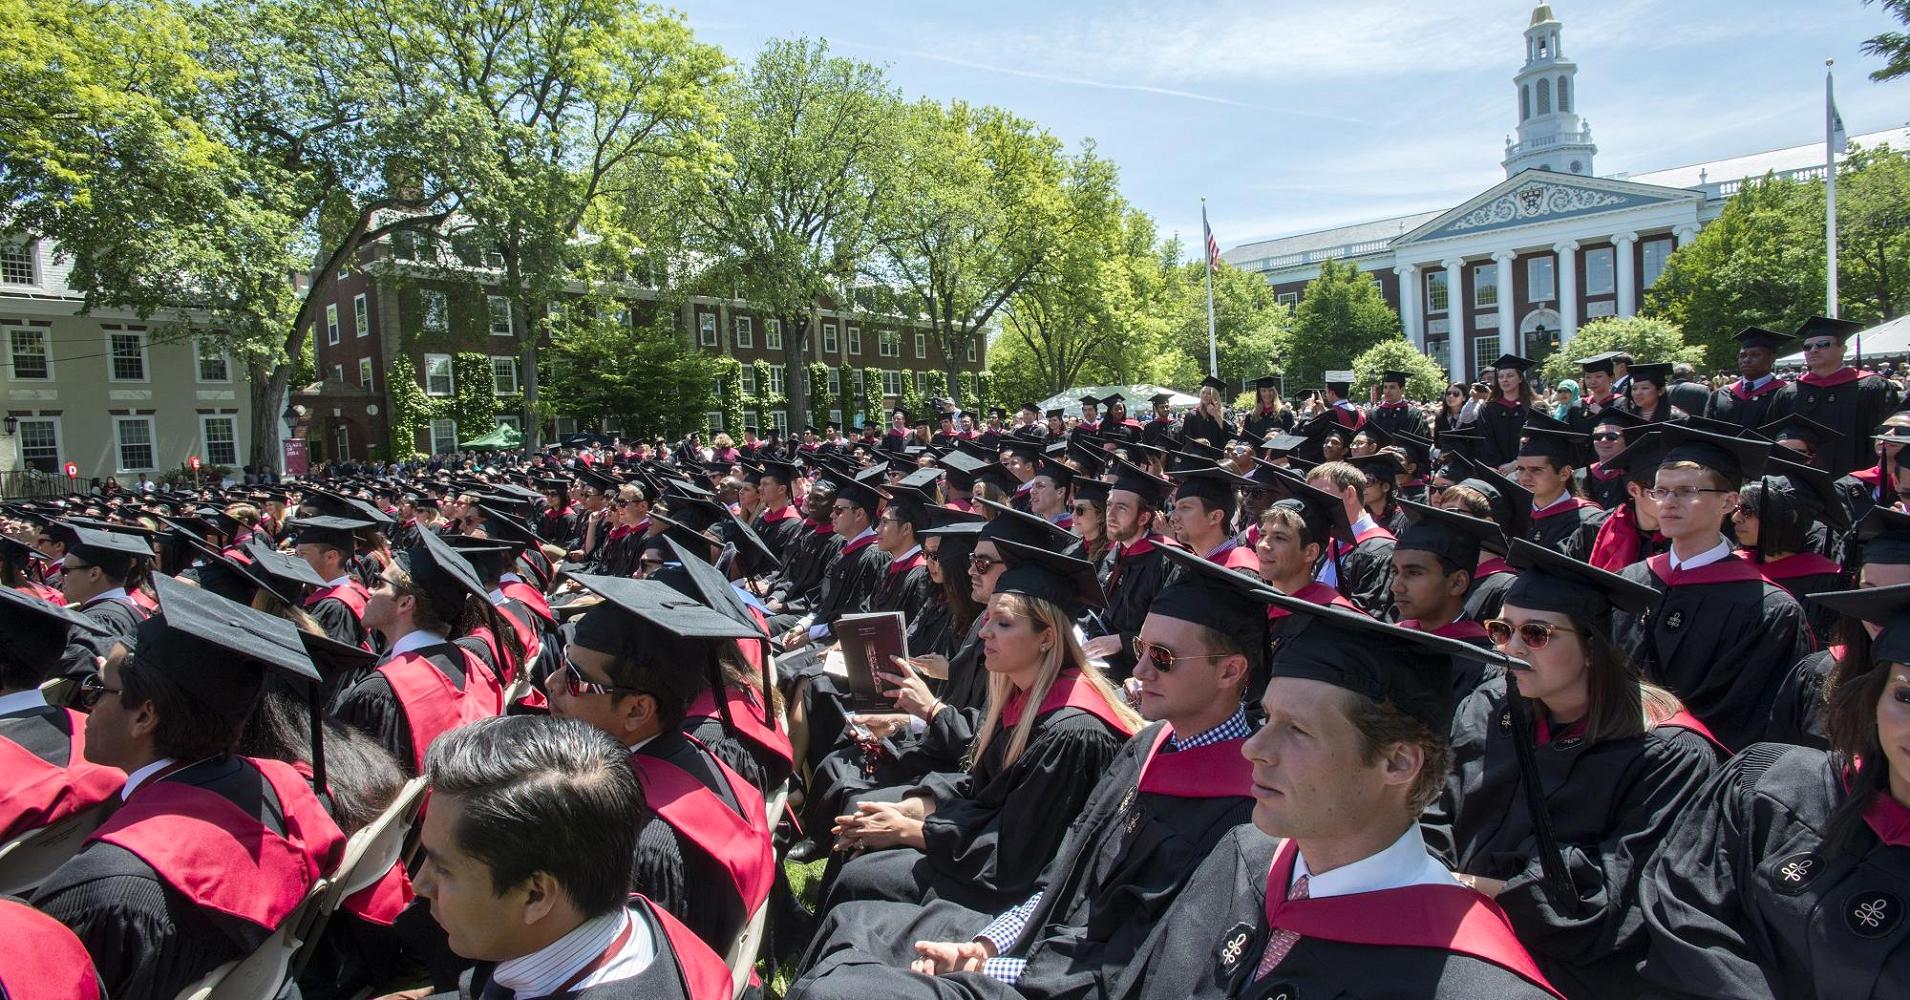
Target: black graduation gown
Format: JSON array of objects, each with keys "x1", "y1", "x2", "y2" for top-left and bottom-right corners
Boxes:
[
  {"x1": 1529, "y1": 498, "x2": 1601, "y2": 555},
  {"x1": 308, "y1": 594, "x2": 369, "y2": 650},
  {"x1": 795, "y1": 722, "x2": 1255, "y2": 1000},
  {"x1": 823, "y1": 703, "x2": 1128, "y2": 916},
  {"x1": 1565, "y1": 395, "x2": 1628, "y2": 437},
  {"x1": 805, "y1": 537, "x2": 892, "y2": 645},
  {"x1": 1667, "y1": 380, "x2": 1711, "y2": 416},
  {"x1": 1765, "y1": 647, "x2": 1836, "y2": 750},
  {"x1": 75, "y1": 595, "x2": 143, "y2": 656},
  {"x1": 1705, "y1": 378, "x2": 1794, "y2": 432},
  {"x1": 1422, "y1": 677, "x2": 1724, "y2": 1000},
  {"x1": 771, "y1": 527, "x2": 843, "y2": 616},
  {"x1": 1640, "y1": 743, "x2": 1910, "y2": 999},
  {"x1": 630, "y1": 731, "x2": 751, "y2": 952},
  {"x1": 538, "y1": 507, "x2": 579, "y2": 547},
  {"x1": 1089, "y1": 536, "x2": 1178, "y2": 682},
  {"x1": 1365, "y1": 401, "x2": 1424, "y2": 439},
  {"x1": 1793, "y1": 369, "x2": 1900, "y2": 478},
  {"x1": 1105, "y1": 826, "x2": 1559, "y2": 1000},
  {"x1": 1574, "y1": 464, "x2": 1628, "y2": 510},
  {"x1": 753, "y1": 508, "x2": 807, "y2": 567},
  {"x1": 1140, "y1": 417, "x2": 1179, "y2": 448},
  {"x1": 1614, "y1": 554, "x2": 1810, "y2": 751},
  {"x1": 329, "y1": 644, "x2": 478, "y2": 776},
  {"x1": 32, "y1": 758, "x2": 292, "y2": 1000},
  {"x1": 445, "y1": 897, "x2": 709, "y2": 1000},
  {"x1": 874, "y1": 555, "x2": 938, "y2": 655},
  {"x1": 1241, "y1": 409, "x2": 1289, "y2": 442},
  {"x1": 1462, "y1": 563, "x2": 1518, "y2": 624},
  {"x1": 0, "y1": 702, "x2": 121, "y2": 842},
  {"x1": 1334, "y1": 534, "x2": 1395, "y2": 619},
  {"x1": 1180, "y1": 411, "x2": 1228, "y2": 447},
  {"x1": 1473, "y1": 400, "x2": 1535, "y2": 469}
]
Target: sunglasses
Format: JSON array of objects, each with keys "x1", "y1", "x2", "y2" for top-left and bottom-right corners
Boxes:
[
  {"x1": 1131, "y1": 637, "x2": 1230, "y2": 673},
  {"x1": 1070, "y1": 503, "x2": 1096, "y2": 516},
  {"x1": 969, "y1": 554, "x2": 1005, "y2": 574},
  {"x1": 77, "y1": 672, "x2": 122, "y2": 708},
  {"x1": 1590, "y1": 432, "x2": 1623, "y2": 442},
  {"x1": 1803, "y1": 339, "x2": 1838, "y2": 351},
  {"x1": 557, "y1": 657, "x2": 646, "y2": 698},
  {"x1": 1483, "y1": 619, "x2": 1582, "y2": 650}
]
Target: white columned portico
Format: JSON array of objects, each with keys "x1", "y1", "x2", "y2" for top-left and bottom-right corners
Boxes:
[
  {"x1": 1395, "y1": 263, "x2": 1421, "y2": 349},
  {"x1": 1673, "y1": 224, "x2": 1699, "y2": 248},
  {"x1": 1612, "y1": 232, "x2": 1638, "y2": 318},
  {"x1": 1492, "y1": 251, "x2": 1517, "y2": 351},
  {"x1": 1442, "y1": 257, "x2": 1467, "y2": 382},
  {"x1": 1554, "y1": 241, "x2": 1580, "y2": 345}
]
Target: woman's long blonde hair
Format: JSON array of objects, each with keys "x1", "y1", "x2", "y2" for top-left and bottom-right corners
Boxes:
[{"x1": 971, "y1": 593, "x2": 1140, "y2": 769}]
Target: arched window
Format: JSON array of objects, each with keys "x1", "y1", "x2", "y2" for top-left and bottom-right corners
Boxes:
[
  {"x1": 1521, "y1": 84, "x2": 1531, "y2": 121},
  {"x1": 1557, "y1": 75, "x2": 1571, "y2": 112},
  {"x1": 1536, "y1": 78, "x2": 1551, "y2": 115}
]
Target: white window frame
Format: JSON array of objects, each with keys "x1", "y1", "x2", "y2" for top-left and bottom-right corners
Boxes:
[
  {"x1": 1471, "y1": 263, "x2": 1498, "y2": 308},
  {"x1": 699, "y1": 313, "x2": 718, "y2": 346},
  {"x1": 879, "y1": 330, "x2": 899, "y2": 358},
  {"x1": 326, "y1": 303, "x2": 341, "y2": 346},
  {"x1": 734, "y1": 315, "x2": 753, "y2": 348},
  {"x1": 0, "y1": 240, "x2": 36, "y2": 285},
  {"x1": 829, "y1": 408, "x2": 843, "y2": 428},
  {"x1": 847, "y1": 326, "x2": 861, "y2": 355},
  {"x1": 421, "y1": 289, "x2": 449, "y2": 334},
  {"x1": 428, "y1": 418, "x2": 459, "y2": 454},
  {"x1": 771, "y1": 409, "x2": 789, "y2": 435},
  {"x1": 882, "y1": 369, "x2": 903, "y2": 396},
  {"x1": 1425, "y1": 271, "x2": 1449, "y2": 314},
  {"x1": 765, "y1": 318, "x2": 783, "y2": 351},
  {"x1": 106, "y1": 329, "x2": 150, "y2": 383},
  {"x1": 823, "y1": 322, "x2": 839, "y2": 353},
  {"x1": 914, "y1": 331, "x2": 927, "y2": 358},
  {"x1": 15, "y1": 416, "x2": 60, "y2": 475},
  {"x1": 741, "y1": 367, "x2": 757, "y2": 394},
  {"x1": 488, "y1": 295, "x2": 514, "y2": 337},
  {"x1": 331, "y1": 362, "x2": 344, "y2": 384},
  {"x1": 113, "y1": 416, "x2": 157, "y2": 472},
  {"x1": 1642, "y1": 238, "x2": 1673, "y2": 289},
  {"x1": 6, "y1": 325, "x2": 52, "y2": 381},
  {"x1": 491, "y1": 355, "x2": 519, "y2": 396},
  {"x1": 705, "y1": 410, "x2": 724, "y2": 433},
  {"x1": 828, "y1": 369, "x2": 841, "y2": 396},
  {"x1": 1276, "y1": 291, "x2": 1299, "y2": 308},
  {"x1": 497, "y1": 413, "x2": 523, "y2": 432},
  {"x1": 354, "y1": 293, "x2": 369, "y2": 338},
  {"x1": 199, "y1": 414, "x2": 239, "y2": 467},
  {"x1": 1527, "y1": 256, "x2": 1556, "y2": 302},
  {"x1": 1584, "y1": 246, "x2": 1615, "y2": 296},
  {"x1": 767, "y1": 364, "x2": 786, "y2": 395},
  {"x1": 195, "y1": 339, "x2": 232, "y2": 383},
  {"x1": 967, "y1": 340, "x2": 976, "y2": 363},
  {"x1": 358, "y1": 356, "x2": 374, "y2": 390},
  {"x1": 1472, "y1": 336, "x2": 1503, "y2": 379},
  {"x1": 424, "y1": 353, "x2": 454, "y2": 396}
]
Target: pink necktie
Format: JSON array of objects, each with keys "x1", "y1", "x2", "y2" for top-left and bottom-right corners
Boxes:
[{"x1": 1254, "y1": 874, "x2": 1310, "y2": 979}]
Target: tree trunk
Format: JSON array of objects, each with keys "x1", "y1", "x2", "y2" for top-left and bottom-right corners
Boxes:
[
  {"x1": 248, "y1": 360, "x2": 292, "y2": 477},
  {"x1": 514, "y1": 296, "x2": 541, "y2": 449},
  {"x1": 782, "y1": 311, "x2": 809, "y2": 430}
]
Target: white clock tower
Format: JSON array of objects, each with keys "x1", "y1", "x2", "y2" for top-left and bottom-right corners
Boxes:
[{"x1": 1503, "y1": 3, "x2": 1598, "y2": 178}]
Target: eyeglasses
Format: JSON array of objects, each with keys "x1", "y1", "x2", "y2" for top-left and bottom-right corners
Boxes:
[
  {"x1": 1070, "y1": 503, "x2": 1095, "y2": 516},
  {"x1": 77, "y1": 673, "x2": 122, "y2": 708},
  {"x1": 1803, "y1": 339, "x2": 1838, "y2": 351},
  {"x1": 1731, "y1": 503, "x2": 1759, "y2": 517},
  {"x1": 1643, "y1": 486, "x2": 1730, "y2": 503},
  {"x1": 969, "y1": 554, "x2": 1005, "y2": 574},
  {"x1": 1483, "y1": 619, "x2": 1582, "y2": 650},
  {"x1": 1131, "y1": 637, "x2": 1230, "y2": 673},
  {"x1": 557, "y1": 657, "x2": 646, "y2": 698},
  {"x1": 1590, "y1": 432, "x2": 1623, "y2": 442}
]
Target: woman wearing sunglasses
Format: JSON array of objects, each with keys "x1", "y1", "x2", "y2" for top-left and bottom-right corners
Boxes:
[
  {"x1": 823, "y1": 537, "x2": 1140, "y2": 917},
  {"x1": 1642, "y1": 581, "x2": 1910, "y2": 998},
  {"x1": 1425, "y1": 539, "x2": 1725, "y2": 1000}
]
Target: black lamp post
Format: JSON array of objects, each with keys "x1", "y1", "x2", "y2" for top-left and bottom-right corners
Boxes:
[{"x1": 2, "y1": 415, "x2": 15, "y2": 436}]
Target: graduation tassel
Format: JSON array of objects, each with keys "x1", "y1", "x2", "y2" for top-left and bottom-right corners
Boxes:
[
  {"x1": 307, "y1": 679, "x2": 329, "y2": 796},
  {"x1": 1501, "y1": 661, "x2": 1578, "y2": 915}
]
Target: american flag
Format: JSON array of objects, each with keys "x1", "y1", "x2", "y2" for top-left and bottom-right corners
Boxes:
[{"x1": 1203, "y1": 204, "x2": 1221, "y2": 269}]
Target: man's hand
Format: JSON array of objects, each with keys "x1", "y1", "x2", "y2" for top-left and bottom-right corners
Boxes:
[
  {"x1": 781, "y1": 626, "x2": 809, "y2": 650},
  {"x1": 1082, "y1": 634, "x2": 1123, "y2": 660},
  {"x1": 909, "y1": 939, "x2": 995, "y2": 976},
  {"x1": 880, "y1": 656, "x2": 939, "y2": 719}
]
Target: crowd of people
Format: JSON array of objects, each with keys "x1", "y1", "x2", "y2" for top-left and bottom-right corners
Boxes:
[{"x1": 1, "y1": 313, "x2": 1907, "y2": 999}]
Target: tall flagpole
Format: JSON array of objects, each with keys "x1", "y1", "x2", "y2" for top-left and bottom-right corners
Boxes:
[
  {"x1": 1203, "y1": 198, "x2": 1218, "y2": 377},
  {"x1": 1826, "y1": 60, "x2": 1841, "y2": 322}
]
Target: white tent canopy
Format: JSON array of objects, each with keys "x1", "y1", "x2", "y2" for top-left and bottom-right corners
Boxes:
[
  {"x1": 1777, "y1": 314, "x2": 1910, "y2": 366},
  {"x1": 1034, "y1": 384, "x2": 1199, "y2": 418}
]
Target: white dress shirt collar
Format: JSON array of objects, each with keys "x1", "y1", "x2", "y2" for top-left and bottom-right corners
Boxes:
[
  {"x1": 0, "y1": 687, "x2": 49, "y2": 718},
  {"x1": 489, "y1": 907, "x2": 654, "y2": 997},
  {"x1": 121, "y1": 756, "x2": 178, "y2": 801},
  {"x1": 324, "y1": 574, "x2": 355, "y2": 589},
  {"x1": 387, "y1": 629, "x2": 448, "y2": 659},
  {"x1": 1290, "y1": 824, "x2": 1457, "y2": 899},
  {"x1": 1667, "y1": 536, "x2": 1733, "y2": 572}
]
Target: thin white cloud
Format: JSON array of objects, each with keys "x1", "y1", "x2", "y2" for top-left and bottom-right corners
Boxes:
[{"x1": 840, "y1": 42, "x2": 1281, "y2": 111}]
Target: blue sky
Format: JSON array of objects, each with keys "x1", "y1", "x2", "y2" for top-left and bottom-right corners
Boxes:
[{"x1": 676, "y1": 1, "x2": 1910, "y2": 258}]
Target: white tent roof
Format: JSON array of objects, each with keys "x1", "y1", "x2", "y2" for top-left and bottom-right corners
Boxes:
[
  {"x1": 1035, "y1": 383, "x2": 1199, "y2": 417},
  {"x1": 1777, "y1": 314, "x2": 1910, "y2": 365}
]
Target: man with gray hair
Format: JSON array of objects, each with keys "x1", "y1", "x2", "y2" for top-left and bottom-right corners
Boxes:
[
  {"x1": 413, "y1": 715, "x2": 733, "y2": 999},
  {"x1": 1666, "y1": 362, "x2": 1710, "y2": 416}
]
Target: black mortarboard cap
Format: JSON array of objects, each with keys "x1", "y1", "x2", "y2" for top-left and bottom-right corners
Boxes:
[
  {"x1": 1033, "y1": 457, "x2": 1075, "y2": 489},
  {"x1": 1379, "y1": 370, "x2": 1410, "y2": 387},
  {"x1": 1627, "y1": 363, "x2": 1671, "y2": 388},
  {"x1": 290, "y1": 516, "x2": 373, "y2": 552},
  {"x1": 1504, "y1": 537, "x2": 1658, "y2": 629},
  {"x1": 1658, "y1": 422, "x2": 1769, "y2": 484},
  {"x1": 1809, "y1": 583, "x2": 1910, "y2": 664},
  {"x1": 991, "y1": 537, "x2": 1104, "y2": 614},
  {"x1": 439, "y1": 535, "x2": 520, "y2": 583},
  {"x1": 135, "y1": 573, "x2": 321, "y2": 714},
  {"x1": 1760, "y1": 456, "x2": 1850, "y2": 531},
  {"x1": 1200, "y1": 375, "x2": 1228, "y2": 394},
  {"x1": 242, "y1": 537, "x2": 326, "y2": 599},
  {"x1": 1574, "y1": 352, "x2": 1617, "y2": 375},
  {"x1": 1491, "y1": 354, "x2": 1536, "y2": 373},
  {"x1": 1396, "y1": 499, "x2": 1504, "y2": 575},
  {"x1": 1348, "y1": 451, "x2": 1407, "y2": 484},
  {"x1": 1733, "y1": 326, "x2": 1794, "y2": 352},
  {"x1": 1171, "y1": 465, "x2": 1253, "y2": 509},
  {"x1": 1107, "y1": 456, "x2": 1173, "y2": 507},
  {"x1": 1149, "y1": 392, "x2": 1174, "y2": 405},
  {"x1": 1795, "y1": 315, "x2": 1865, "y2": 343},
  {"x1": 48, "y1": 520, "x2": 153, "y2": 577},
  {"x1": 1518, "y1": 426, "x2": 1588, "y2": 465},
  {"x1": 1152, "y1": 543, "x2": 1272, "y2": 651},
  {"x1": 1073, "y1": 478, "x2": 1110, "y2": 505},
  {"x1": 1253, "y1": 470, "x2": 1354, "y2": 547},
  {"x1": 0, "y1": 587, "x2": 108, "y2": 670},
  {"x1": 1759, "y1": 413, "x2": 1843, "y2": 446},
  {"x1": 1441, "y1": 451, "x2": 1534, "y2": 541},
  {"x1": 569, "y1": 574, "x2": 763, "y2": 658},
  {"x1": 975, "y1": 498, "x2": 1077, "y2": 550},
  {"x1": 402, "y1": 529, "x2": 490, "y2": 622},
  {"x1": 1856, "y1": 506, "x2": 1910, "y2": 565}
]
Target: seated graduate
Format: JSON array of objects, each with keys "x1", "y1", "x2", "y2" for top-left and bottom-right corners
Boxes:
[
  {"x1": 821, "y1": 540, "x2": 1141, "y2": 918},
  {"x1": 1306, "y1": 460, "x2": 1398, "y2": 618},
  {"x1": 32, "y1": 574, "x2": 348, "y2": 1000},
  {"x1": 549, "y1": 573, "x2": 775, "y2": 954},
  {"x1": 1640, "y1": 581, "x2": 1910, "y2": 999},
  {"x1": 414, "y1": 716, "x2": 733, "y2": 1000},
  {"x1": 1110, "y1": 588, "x2": 1561, "y2": 1000},
  {"x1": 0, "y1": 589, "x2": 122, "y2": 844},
  {"x1": 1166, "y1": 465, "x2": 1262, "y2": 573},
  {"x1": 763, "y1": 480, "x2": 845, "y2": 622},
  {"x1": 1611, "y1": 423, "x2": 1810, "y2": 751},
  {"x1": 1390, "y1": 500, "x2": 1505, "y2": 698},
  {"x1": 1081, "y1": 458, "x2": 1180, "y2": 682},
  {"x1": 1432, "y1": 453, "x2": 1532, "y2": 624},
  {"x1": 46, "y1": 520, "x2": 153, "y2": 680},
  {"x1": 1735, "y1": 455, "x2": 1852, "y2": 644},
  {"x1": 290, "y1": 515, "x2": 376, "y2": 649},
  {"x1": 1423, "y1": 539, "x2": 1726, "y2": 999},
  {"x1": 793, "y1": 543, "x2": 1260, "y2": 1000},
  {"x1": 1249, "y1": 468, "x2": 1361, "y2": 614},
  {"x1": 1516, "y1": 425, "x2": 1603, "y2": 555},
  {"x1": 0, "y1": 896, "x2": 105, "y2": 1000},
  {"x1": 330, "y1": 530, "x2": 505, "y2": 775}
]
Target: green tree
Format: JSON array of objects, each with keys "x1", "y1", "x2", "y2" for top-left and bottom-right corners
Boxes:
[
  {"x1": 806, "y1": 362, "x2": 832, "y2": 429},
  {"x1": 1153, "y1": 258, "x2": 1293, "y2": 391},
  {"x1": 716, "y1": 357, "x2": 745, "y2": 437},
  {"x1": 836, "y1": 363, "x2": 856, "y2": 424},
  {"x1": 1285, "y1": 259, "x2": 1402, "y2": 389},
  {"x1": 872, "y1": 100, "x2": 1106, "y2": 404},
  {"x1": 384, "y1": 353, "x2": 437, "y2": 459},
  {"x1": 861, "y1": 366, "x2": 884, "y2": 423},
  {"x1": 750, "y1": 359, "x2": 774, "y2": 422},
  {"x1": 449, "y1": 353, "x2": 502, "y2": 439},
  {"x1": 673, "y1": 38, "x2": 901, "y2": 426},
  {"x1": 1838, "y1": 144, "x2": 1910, "y2": 324},
  {"x1": 539, "y1": 312, "x2": 720, "y2": 436},
  {"x1": 1536, "y1": 316, "x2": 1702, "y2": 387},
  {"x1": 1352, "y1": 340, "x2": 1448, "y2": 401},
  {"x1": 1863, "y1": 0, "x2": 1910, "y2": 81}
]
